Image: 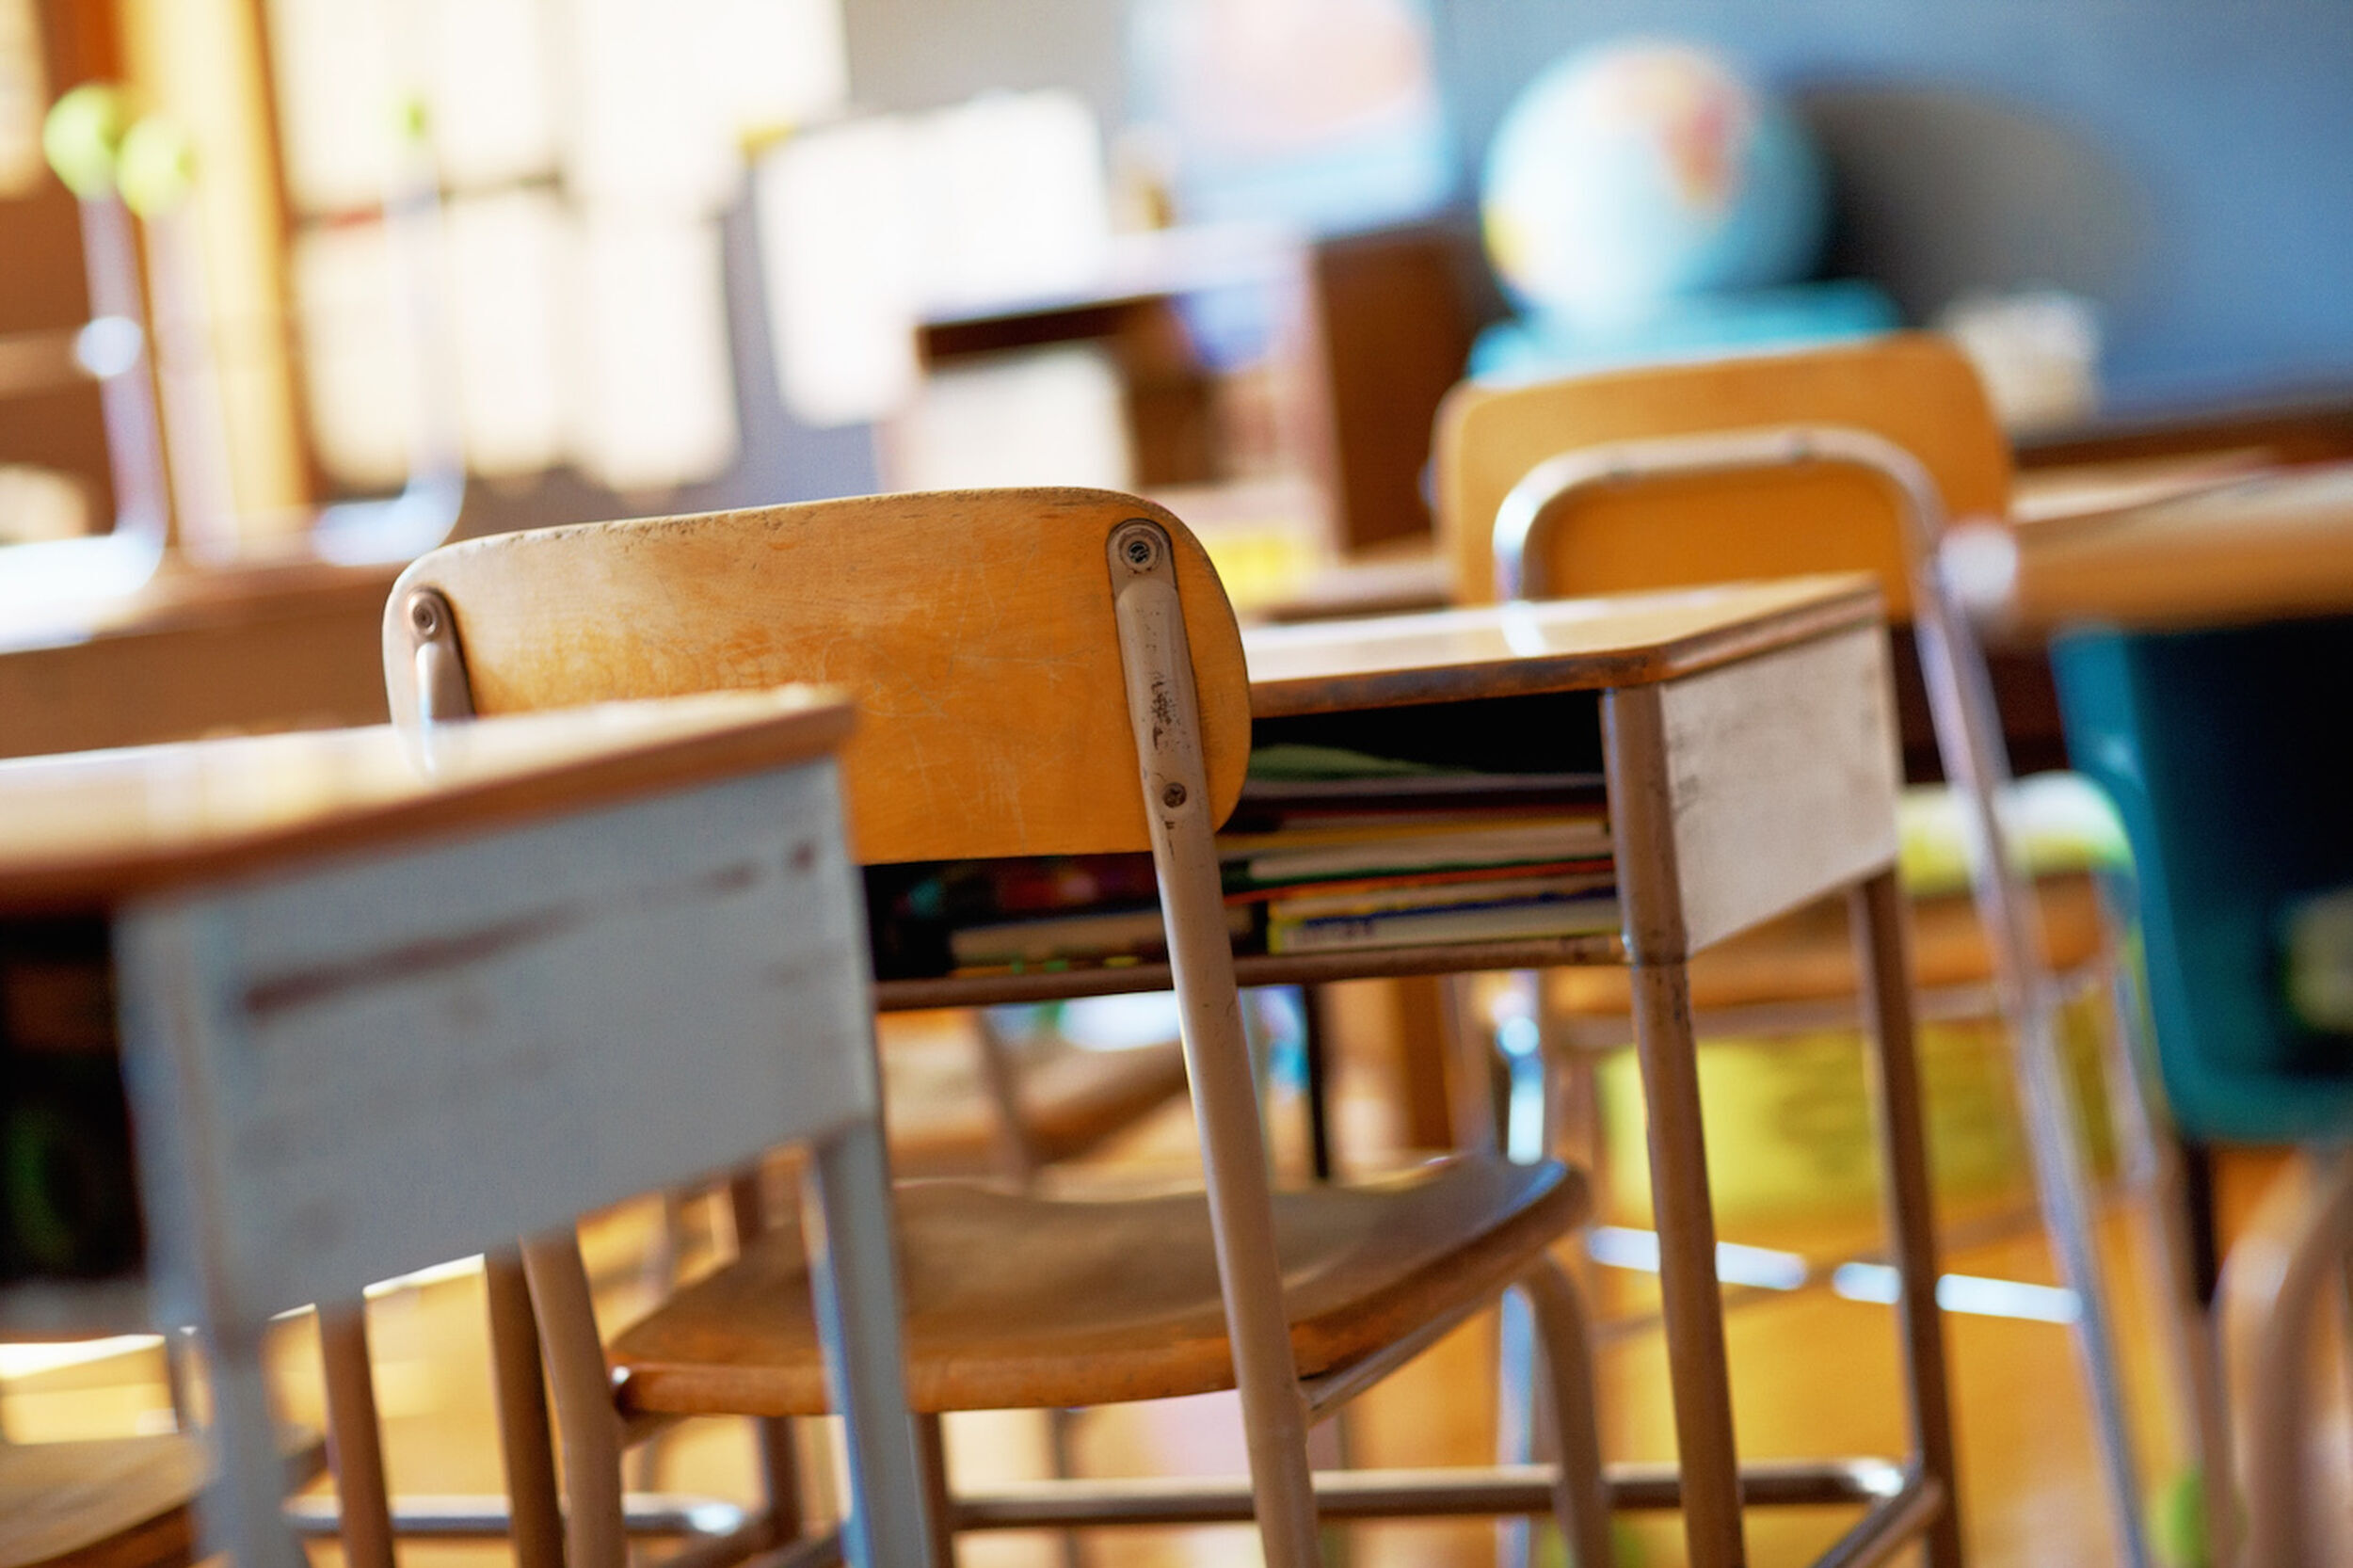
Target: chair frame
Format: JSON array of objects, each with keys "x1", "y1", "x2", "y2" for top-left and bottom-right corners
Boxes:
[
  {"x1": 378, "y1": 500, "x2": 1616, "y2": 1568},
  {"x1": 1490, "y1": 418, "x2": 2217, "y2": 1568}
]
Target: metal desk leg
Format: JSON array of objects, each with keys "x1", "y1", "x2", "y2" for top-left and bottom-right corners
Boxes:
[
  {"x1": 1850, "y1": 870, "x2": 1964, "y2": 1568},
  {"x1": 1627, "y1": 957, "x2": 1745, "y2": 1568},
  {"x1": 200, "y1": 1320, "x2": 307, "y2": 1568},
  {"x1": 1606, "y1": 680, "x2": 1744, "y2": 1568},
  {"x1": 806, "y1": 1117, "x2": 935, "y2": 1568}
]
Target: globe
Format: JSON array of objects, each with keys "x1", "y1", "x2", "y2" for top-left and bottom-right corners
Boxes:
[{"x1": 1481, "y1": 40, "x2": 1829, "y2": 328}]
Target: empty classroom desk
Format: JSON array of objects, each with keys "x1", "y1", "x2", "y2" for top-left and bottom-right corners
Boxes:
[{"x1": 0, "y1": 687, "x2": 929, "y2": 1568}]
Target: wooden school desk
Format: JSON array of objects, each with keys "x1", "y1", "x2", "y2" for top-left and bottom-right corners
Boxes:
[
  {"x1": 0, "y1": 688, "x2": 928, "y2": 1568},
  {"x1": 877, "y1": 574, "x2": 1958, "y2": 1568}
]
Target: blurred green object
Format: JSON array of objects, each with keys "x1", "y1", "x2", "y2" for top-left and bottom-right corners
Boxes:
[
  {"x1": 1599, "y1": 992, "x2": 2119, "y2": 1228},
  {"x1": 2283, "y1": 886, "x2": 2353, "y2": 1033},
  {"x1": 2053, "y1": 616, "x2": 2353, "y2": 1142},
  {"x1": 41, "y1": 82, "x2": 130, "y2": 199},
  {"x1": 2148, "y1": 1466, "x2": 2213, "y2": 1568},
  {"x1": 116, "y1": 114, "x2": 196, "y2": 216},
  {"x1": 1896, "y1": 772, "x2": 2135, "y2": 898}
]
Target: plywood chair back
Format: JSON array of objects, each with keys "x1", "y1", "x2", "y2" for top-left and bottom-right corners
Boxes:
[
  {"x1": 1433, "y1": 332, "x2": 2009, "y2": 616},
  {"x1": 385, "y1": 489, "x2": 1350, "y2": 1565},
  {"x1": 381, "y1": 488, "x2": 1252, "y2": 863}
]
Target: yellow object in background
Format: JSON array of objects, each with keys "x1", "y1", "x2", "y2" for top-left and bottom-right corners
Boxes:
[{"x1": 1597, "y1": 991, "x2": 2119, "y2": 1230}]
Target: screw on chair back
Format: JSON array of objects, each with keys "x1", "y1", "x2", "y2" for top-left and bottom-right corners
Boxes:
[
  {"x1": 1434, "y1": 332, "x2": 2009, "y2": 616},
  {"x1": 383, "y1": 488, "x2": 1252, "y2": 863}
]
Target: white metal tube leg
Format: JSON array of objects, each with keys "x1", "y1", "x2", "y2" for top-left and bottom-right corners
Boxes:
[
  {"x1": 2235, "y1": 1148, "x2": 2353, "y2": 1568},
  {"x1": 1913, "y1": 569, "x2": 2153, "y2": 1568},
  {"x1": 804, "y1": 1117, "x2": 935, "y2": 1568},
  {"x1": 198, "y1": 1321, "x2": 306, "y2": 1568},
  {"x1": 1519, "y1": 1257, "x2": 1613, "y2": 1568}
]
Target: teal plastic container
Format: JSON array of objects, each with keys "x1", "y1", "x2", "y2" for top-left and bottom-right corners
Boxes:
[{"x1": 2049, "y1": 616, "x2": 2353, "y2": 1142}]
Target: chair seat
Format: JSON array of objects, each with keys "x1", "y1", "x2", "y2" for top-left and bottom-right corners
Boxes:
[
  {"x1": 0, "y1": 1435, "x2": 202, "y2": 1568},
  {"x1": 881, "y1": 1033, "x2": 1190, "y2": 1178},
  {"x1": 611, "y1": 1153, "x2": 1586, "y2": 1416},
  {"x1": 1547, "y1": 872, "x2": 2107, "y2": 1016}
]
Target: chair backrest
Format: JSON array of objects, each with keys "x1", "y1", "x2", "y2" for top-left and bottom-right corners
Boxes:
[
  {"x1": 381, "y1": 488, "x2": 1253, "y2": 863},
  {"x1": 1433, "y1": 332, "x2": 2009, "y2": 617}
]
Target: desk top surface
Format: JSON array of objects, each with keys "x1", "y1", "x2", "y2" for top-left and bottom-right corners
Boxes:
[
  {"x1": 1242, "y1": 574, "x2": 1881, "y2": 718},
  {"x1": 0, "y1": 688, "x2": 852, "y2": 908},
  {"x1": 1998, "y1": 460, "x2": 2353, "y2": 632}
]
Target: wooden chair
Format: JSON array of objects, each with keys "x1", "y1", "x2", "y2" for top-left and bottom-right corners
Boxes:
[
  {"x1": 1435, "y1": 332, "x2": 2185, "y2": 1568},
  {"x1": 380, "y1": 488, "x2": 1612, "y2": 1568}
]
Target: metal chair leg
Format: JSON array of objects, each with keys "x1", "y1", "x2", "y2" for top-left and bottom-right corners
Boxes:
[
  {"x1": 2231, "y1": 1148, "x2": 2353, "y2": 1568},
  {"x1": 318, "y1": 1299, "x2": 396, "y2": 1568},
  {"x1": 1520, "y1": 1256, "x2": 1614, "y2": 1568},
  {"x1": 1914, "y1": 587, "x2": 2155, "y2": 1568}
]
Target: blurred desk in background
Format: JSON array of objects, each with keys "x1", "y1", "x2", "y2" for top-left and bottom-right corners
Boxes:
[
  {"x1": 0, "y1": 557, "x2": 394, "y2": 759},
  {"x1": 1977, "y1": 460, "x2": 2353, "y2": 635}
]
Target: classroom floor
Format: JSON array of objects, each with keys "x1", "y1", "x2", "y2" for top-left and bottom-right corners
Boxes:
[{"x1": 3, "y1": 1000, "x2": 2343, "y2": 1567}]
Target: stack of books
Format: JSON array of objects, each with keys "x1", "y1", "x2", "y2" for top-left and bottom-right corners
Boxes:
[
  {"x1": 1220, "y1": 749, "x2": 1615, "y2": 954},
  {"x1": 865, "y1": 745, "x2": 1618, "y2": 978}
]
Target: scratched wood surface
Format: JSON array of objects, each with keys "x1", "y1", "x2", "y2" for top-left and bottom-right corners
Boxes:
[
  {"x1": 607, "y1": 1156, "x2": 1587, "y2": 1416},
  {"x1": 1242, "y1": 576, "x2": 1881, "y2": 717},
  {"x1": 1434, "y1": 334, "x2": 2010, "y2": 616},
  {"x1": 0, "y1": 689, "x2": 850, "y2": 908},
  {"x1": 1612, "y1": 625, "x2": 1903, "y2": 959},
  {"x1": 386, "y1": 488, "x2": 1253, "y2": 863},
  {"x1": 116, "y1": 759, "x2": 874, "y2": 1323}
]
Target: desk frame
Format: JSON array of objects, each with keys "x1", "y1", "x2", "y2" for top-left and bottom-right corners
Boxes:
[
  {"x1": 49, "y1": 741, "x2": 931, "y2": 1568},
  {"x1": 887, "y1": 613, "x2": 1959, "y2": 1568}
]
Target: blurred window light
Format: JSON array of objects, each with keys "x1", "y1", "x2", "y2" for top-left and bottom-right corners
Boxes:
[
  {"x1": 292, "y1": 218, "x2": 422, "y2": 488},
  {"x1": 0, "y1": 1334, "x2": 163, "y2": 1381},
  {"x1": 755, "y1": 115, "x2": 924, "y2": 427},
  {"x1": 571, "y1": 212, "x2": 738, "y2": 492},
  {"x1": 443, "y1": 189, "x2": 568, "y2": 476},
  {"x1": 912, "y1": 91, "x2": 1112, "y2": 313},
  {"x1": 0, "y1": 0, "x2": 43, "y2": 198},
  {"x1": 563, "y1": 0, "x2": 744, "y2": 215},
  {"x1": 268, "y1": 0, "x2": 845, "y2": 496},
  {"x1": 895, "y1": 345, "x2": 1133, "y2": 493},
  {"x1": 423, "y1": 0, "x2": 560, "y2": 190},
  {"x1": 266, "y1": 0, "x2": 408, "y2": 213},
  {"x1": 754, "y1": 89, "x2": 1114, "y2": 428},
  {"x1": 700, "y1": 0, "x2": 849, "y2": 142},
  {"x1": 1831, "y1": 1261, "x2": 2082, "y2": 1323}
]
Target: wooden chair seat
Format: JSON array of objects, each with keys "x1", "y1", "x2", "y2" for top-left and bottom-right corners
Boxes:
[
  {"x1": 0, "y1": 1435, "x2": 202, "y2": 1568},
  {"x1": 1545, "y1": 872, "x2": 2106, "y2": 1016},
  {"x1": 611, "y1": 1153, "x2": 1586, "y2": 1416},
  {"x1": 882, "y1": 1033, "x2": 1191, "y2": 1179}
]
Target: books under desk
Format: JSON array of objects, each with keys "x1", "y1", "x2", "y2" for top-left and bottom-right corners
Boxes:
[{"x1": 865, "y1": 740, "x2": 1619, "y2": 981}]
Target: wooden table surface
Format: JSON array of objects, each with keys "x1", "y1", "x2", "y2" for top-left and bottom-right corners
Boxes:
[
  {"x1": 1242, "y1": 574, "x2": 1882, "y2": 717},
  {"x1": 0, "y1": 686, "x2": 852, "y2": 907},
  {"x1": 0, "y1": 554, "x2": 401, "y2": 759},
  {"x1": 1984, "y1": 460, "x2": 2353, "y2": 633}
]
